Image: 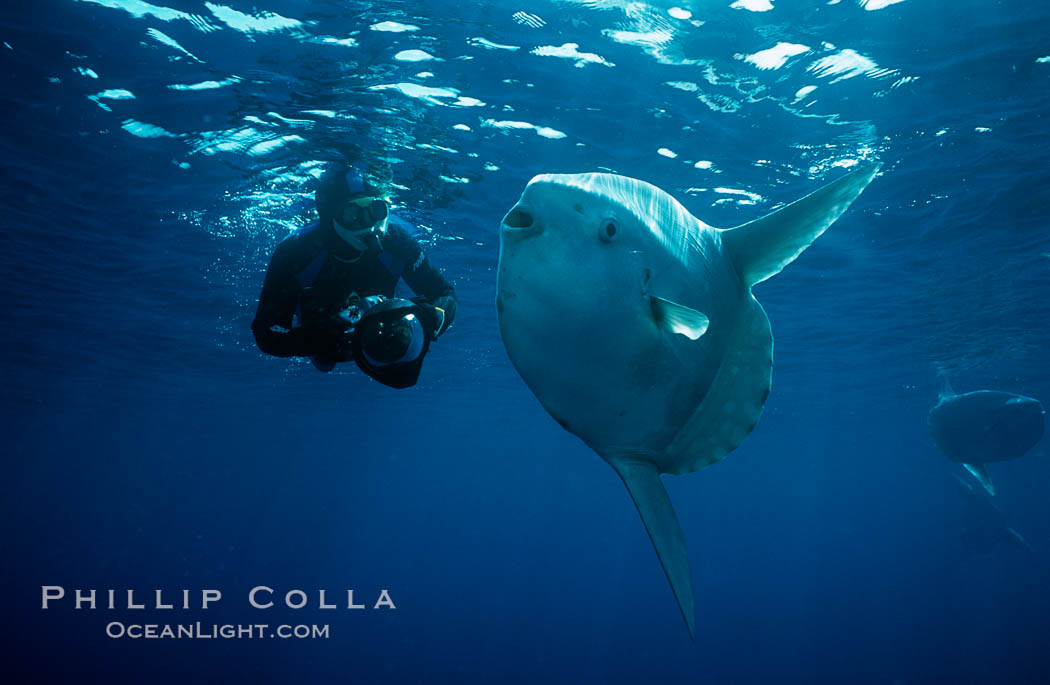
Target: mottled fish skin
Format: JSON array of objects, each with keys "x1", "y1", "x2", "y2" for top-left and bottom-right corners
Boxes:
[{"x1": 498, "y1": 173, "x2": 761, "y2": 470}]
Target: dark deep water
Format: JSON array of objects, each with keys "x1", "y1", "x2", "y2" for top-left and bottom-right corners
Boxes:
[{"x1": 3, "y1": 0, "x2": 1049, "y2": 682}]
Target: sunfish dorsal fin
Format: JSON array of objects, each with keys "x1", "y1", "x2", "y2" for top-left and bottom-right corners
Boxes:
[
  {"x1": 938, "y1": 371, "x2": 956, "y2": 399},
  {"x1": 963, "y1": 463, "x2": 995, "y2": 496},
  {"x1": 606, "y1": 457, "x2": 695, "y2": 640},
  {"x1": 721, "y1": 164, "x2": 880, "y2": 287},
  {"x1": 651, "y1": 296, "x2": 709, "y2": 340}
]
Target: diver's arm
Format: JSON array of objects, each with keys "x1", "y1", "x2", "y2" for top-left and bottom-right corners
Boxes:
[
  {"x1": 251, "y1": 241, "x2": 318, "y2": 357},
  {"x1": 387, "y1": 220, "x2": 458, "y2": 333}
]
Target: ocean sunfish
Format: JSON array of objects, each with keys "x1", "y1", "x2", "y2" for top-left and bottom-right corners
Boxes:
[
  {"x1": 496, "y1": 165, "x2": 879, "y2": 638},
  {"x1": 929, "y1": 374, "x2": 1045, "y2": 496}
]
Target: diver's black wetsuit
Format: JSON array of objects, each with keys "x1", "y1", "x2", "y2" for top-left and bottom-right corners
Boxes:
[{"x1": 252, "y1": 215, "x2": 455, "y2": 360}]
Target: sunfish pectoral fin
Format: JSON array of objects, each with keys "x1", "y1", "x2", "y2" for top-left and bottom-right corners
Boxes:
[
  {"x1": 963, "y1": 463, "x2": 995, "y2": 496},
  {"x1": 721, "y1": 163, "x2": 880, "y2": 286},
  {"x1": 607, "y1": 456, "x2": 695, "y2": 640},
  {"x1": 651, "y1": 296, "x2": 709, "y2": 340}
]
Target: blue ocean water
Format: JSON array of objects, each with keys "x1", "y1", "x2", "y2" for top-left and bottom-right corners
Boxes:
[{"x1": 2, "y1": 0, "x2": 1049, "y2": 681}]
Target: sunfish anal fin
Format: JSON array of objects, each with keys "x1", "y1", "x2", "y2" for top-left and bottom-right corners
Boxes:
[
  {"x1": 721, "y1": 164, "x2": 880, "y2": 287},
  {"x1": 963, "y1": 463, "x2": 995, "y2": 496},
  {"x1": 1006, "y1": 528, "x2": 1034, "y2": 553},
  {"x1": 606, "y1": 456, "x2": 695, "y2": 641},
  {"x1": 651, "y1": 296, "x2": 709, "y2": 340}
]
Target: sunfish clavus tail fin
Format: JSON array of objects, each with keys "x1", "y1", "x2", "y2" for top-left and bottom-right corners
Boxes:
[
  {"x1": 721, "y1": 164, "x2": 880, "y2": 287},
  {"x1": 608, "y1": 458, "x2": 695, "y2": 640}
]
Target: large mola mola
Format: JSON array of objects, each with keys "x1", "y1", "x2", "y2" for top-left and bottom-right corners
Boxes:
[
  {"x1": 496, "y1": 165, "x2": 879, "y2": 638},
  {"x1": 929, "y1": 374, "x2": 1045, "y2": 496}
]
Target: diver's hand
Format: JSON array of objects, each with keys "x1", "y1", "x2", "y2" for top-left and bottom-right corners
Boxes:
[
  {"x1": 331, "y1": 327, "x2": 355, "y2": 362},
  {"x1": 411, "y1": 296, "x2": 454, "y2": 340},
  {"x1": 302, "y1": 316, "x2": 354, "y2": 361},
  {"x1": 432, "y1": 295, "x2": 456, "y2": 336}
]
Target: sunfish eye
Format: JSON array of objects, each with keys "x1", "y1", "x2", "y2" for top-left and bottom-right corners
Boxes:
[{"x1": 599, "y1": 219, "x2": 617, "y2": 242}]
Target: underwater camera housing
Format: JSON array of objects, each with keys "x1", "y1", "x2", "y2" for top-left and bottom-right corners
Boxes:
[{"x1": 351, "y1": 298, "x2": 432, "y2": 389}]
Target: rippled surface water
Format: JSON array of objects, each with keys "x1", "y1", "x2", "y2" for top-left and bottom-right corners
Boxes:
[{"x1": 2, "y1": 0, "x2": 1049, "y2": 682}]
